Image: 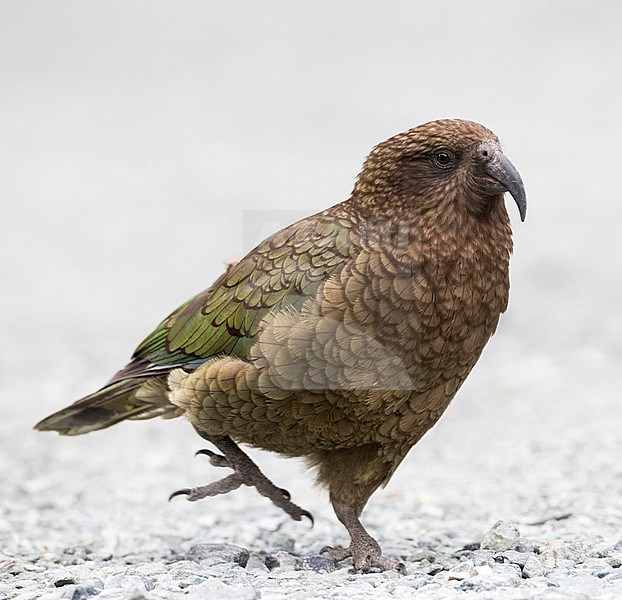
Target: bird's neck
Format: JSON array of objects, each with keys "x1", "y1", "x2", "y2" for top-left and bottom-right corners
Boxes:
[{"x1": 347, "y1": 191, "x2": 513, "y2": 266}]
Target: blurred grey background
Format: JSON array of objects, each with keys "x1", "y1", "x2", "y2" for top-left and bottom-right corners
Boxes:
[{"x1": 1, "y1": 0, "x2": 621, "y2": 570}]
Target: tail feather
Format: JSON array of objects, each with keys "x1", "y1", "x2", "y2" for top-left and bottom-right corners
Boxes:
[{"x1": 34, "y1": 376, "x2": 182, "y2": 435}]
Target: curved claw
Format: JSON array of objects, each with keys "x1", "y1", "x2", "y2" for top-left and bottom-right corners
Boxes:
[
  {"x1": 168, "y1": 488, "x2": 191, "y2": 502},
  {"x1": 195, "y1": 448, "x2": 231, "y2": 468},
  {"x1": 279, "y1": 487, "x2": 291, "y2": 501},
  {"x1": 195, "y1": 449, "x2": 215, "y2": 458},
  {"x1": 301, "y1": 509, "x2": 315, "y2": 527}
]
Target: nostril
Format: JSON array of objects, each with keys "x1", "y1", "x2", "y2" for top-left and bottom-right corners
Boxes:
[{"x1": 481, "y1": 149, "x2": 489, "y2": 158}]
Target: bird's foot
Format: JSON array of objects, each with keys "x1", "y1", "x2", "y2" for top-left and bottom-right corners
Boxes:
[
  {"x1": 170, "y1": 440, "x2": 313, "y2": 524},
  {"x1": 327, "y1": 500, "x2": 407, "y2": 574},
  {"x1": 195, "y1": 449, "x2": 291, "y2": 500},
  {"x1": 321, "y1": 542, "x2": 407, "y2": 574}
]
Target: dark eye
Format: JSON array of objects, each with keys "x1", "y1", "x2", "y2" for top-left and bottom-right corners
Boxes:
[{"x1": 433, "y1": 150, "x2": 455, "y2": 169}]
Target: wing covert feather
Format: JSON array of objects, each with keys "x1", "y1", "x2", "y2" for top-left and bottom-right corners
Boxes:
[{"x1": 127, "y1": 209, "x2": 357, "y2": 375}]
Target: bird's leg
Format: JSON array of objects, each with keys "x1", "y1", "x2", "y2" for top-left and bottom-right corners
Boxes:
[
  {"x1": 324, "y1": 499, "x2": 406, "y2": 574},
  {"x1": 170, "y1": 433, "x2": 313, "y2": 524},
  {"x1": 315, "y1": 446, "x2": 408, "y2": 573}
]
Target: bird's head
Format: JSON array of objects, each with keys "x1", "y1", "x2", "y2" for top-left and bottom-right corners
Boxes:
[{"x1": 353, "y1": 119, "x2": 526, "y2": 223}]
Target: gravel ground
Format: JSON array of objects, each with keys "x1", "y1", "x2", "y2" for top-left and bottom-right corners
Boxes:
[
  {"x1": 2, "y1": 346, "x2": 621, "y2": 600},
  {"x1": 3, "y1": 2, "x2": 622, "y2": 599}
]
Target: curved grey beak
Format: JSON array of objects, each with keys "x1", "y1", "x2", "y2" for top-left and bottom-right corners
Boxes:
[{"x1": 479, "y1": 141, "x2": 527, "y2": 222}]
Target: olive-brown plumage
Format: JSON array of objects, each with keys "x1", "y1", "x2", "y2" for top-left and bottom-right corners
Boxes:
[{"x1": 36, "y1": 119, "x2": 526, "y2": 572}]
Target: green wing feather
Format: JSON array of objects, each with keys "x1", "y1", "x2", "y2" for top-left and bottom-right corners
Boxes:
[
  {"x1": 34, "y1": 207, "x2": 358, "y2": 435},
  {"x1": 115, "y1": 208, "x2": 357, "y2": 380}
]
